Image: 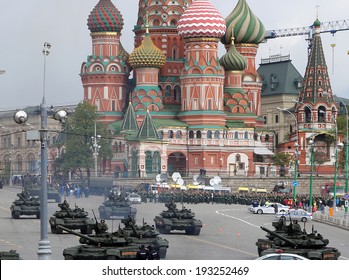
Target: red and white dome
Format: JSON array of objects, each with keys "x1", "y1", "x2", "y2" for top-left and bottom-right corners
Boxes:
[{"x1": 177, "y1": 0, "x2": 226, "y2": 39}]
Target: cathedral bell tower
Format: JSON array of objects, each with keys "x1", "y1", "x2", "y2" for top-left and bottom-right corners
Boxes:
[{"x1": 81, "y1": 0, "x2": 131, "y2": 123}]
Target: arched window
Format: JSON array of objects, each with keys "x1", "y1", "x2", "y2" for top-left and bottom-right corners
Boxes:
[
  {"x1": 265, "y1": 134, "x2": 270, "y2": 141},
  {"x1": 168, "y1": 130, "x2": 174, "y2": 139},
  {"x1": 189, "y1": 130, "x2": 194, "y2": 139},
  {"x1": 236, "y1": 154, "x2": 241, "y2": 163},
  {"x1": 158, "y1": 130, "x2": 164, "y2": 139},
  {"x1": 207, "y1": 130, "x2": 212, "y2": 139},
  {"x1": 318, "y1": 107, "x2": 326, "y2": 122},
  {"x1": 165, "y1": 85, "x2": 171, "y2": 97},
  {"x1": 254, "y1": 133, "x2": 258, "y2": 141},
  {"x1": 244, "y1": 131, "x2": 248, "y2": 139},
  {"x1": 214, "y1": 131, "x2": 220, "y2": 139},
  {"x1": 196, "y1": 131, "x2": 202, "y2": 139},
  {"x1": 174, "y1": 85, "x2": 181, "y2": 102},
  {"x1": 176, "y1": 130, "x2": 182, "y2": 139},
  {"x1": 234, "y1": 131, "x2": 239, "y2": 139}
]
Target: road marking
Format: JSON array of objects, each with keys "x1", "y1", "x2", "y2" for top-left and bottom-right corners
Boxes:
[
  {"x1": 0, "y1": 239, "x2": 22, "y2": 249},
  {"x1": 184, "y1": 235, "x2": 258, "y2": 257},
  {"x1": 216, "y1": 209, "x2": 260, "y2": 228}
]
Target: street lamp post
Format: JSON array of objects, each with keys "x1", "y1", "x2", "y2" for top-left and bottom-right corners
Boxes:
[
  {"x1": 308, "y1": 139, "x2": 315, "y2": 212},
  {"x1": 13, "y1": 42, "x2": 67, "y2": 260},
  {"x1": 9, "y1": 144, "x2": 14, "y2": 187},
  {"x1": 276, "y1": 107, "x2": 299, "y2": 199}
]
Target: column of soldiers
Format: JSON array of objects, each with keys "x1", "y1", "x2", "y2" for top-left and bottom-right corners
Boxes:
[{"x1": 135, "y1": 189, "x2": 344, "y2": 211}]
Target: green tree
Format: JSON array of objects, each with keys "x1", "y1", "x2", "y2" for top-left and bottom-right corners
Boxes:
[
  {"x1": 272, "y1": 152, "x2": 293, "y2": 177},
  {"x1": 54, "y1": 101, "x2": 112, "y2": 183}
]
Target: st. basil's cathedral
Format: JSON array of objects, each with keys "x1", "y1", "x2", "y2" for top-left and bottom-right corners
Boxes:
[{"x1": 81, "y1": 0, "x2": 339, "y2": 179}]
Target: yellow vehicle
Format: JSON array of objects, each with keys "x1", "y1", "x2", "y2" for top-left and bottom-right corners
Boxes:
[
  {"x1": 238, "y1": 187, "x2": 249, "y2": 194},
  {"x1": 251, "y1": 187, "x2": 267, "y2": 194}
]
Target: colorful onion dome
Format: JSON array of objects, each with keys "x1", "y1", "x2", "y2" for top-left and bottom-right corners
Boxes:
[
  {"x1": 129, "y1": 30, "x2": 166, "y2": 68},
  {"x1": 219, "y1": 31, "x2": 247, "y2": 71},
  {"x1": 221, "y1": 0, "x2": 265, "y2": 45},
  {"x1": 87, "y1": 0, "x2": 124, "y2": 33},
  {"x1": 177, "y1": 0, "x2": 226, "y2": 39}
]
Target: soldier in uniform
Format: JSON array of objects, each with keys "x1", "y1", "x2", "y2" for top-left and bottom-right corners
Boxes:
[
  {"x1": 136, "y1": 245, "x2": 148, "y2": 260},
  {"x1": 147, "y1": 245, "x2": 160, "y2": 260}
]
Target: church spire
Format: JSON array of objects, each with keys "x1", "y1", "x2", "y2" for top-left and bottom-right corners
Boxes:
[
  {"x1": 137, "y1": 110, "x2": 159, "y2": 139},
  {"x1": 298, "y1": 17, "x2": 334, "y2": 105},
  {"x1": 121, "y1": 102, "x2": 139, "y2": 131}
]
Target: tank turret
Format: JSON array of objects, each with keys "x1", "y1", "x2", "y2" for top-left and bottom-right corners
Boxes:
[
  {"x1": 98, "y1": 192, "x2": 137, "y2": 220},
  {"x1": 256, "y1": 223, "x2": 341, "y2": 260},
  {"x1": 57, "y1": 225, "x2": 132, "y2": 246},
  {"x1": 10, "y1": 191, "x2": 40, "y2": 219},
  {"x1": 120, "y1": 216, "x2": 169, "y2": 259},
  {"x1": 49, "y1": 202, "x2": 95, "y2": 234},
  {"x1": 154, "y1": 200, "x2": 202, "y2": 235}
]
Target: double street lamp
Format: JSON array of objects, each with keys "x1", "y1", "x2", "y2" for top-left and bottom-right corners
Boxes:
[
  {"x1": 276, "y1": 107, "x2": 299, "y2": 200},
  {"x1": 13, "y1": 42, "x2": 67, "y2": 260},
  {"x1": 91, "y1": 121, "x2": 101, "y2": 177}
]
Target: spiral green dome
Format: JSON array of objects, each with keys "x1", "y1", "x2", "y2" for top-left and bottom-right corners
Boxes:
[
  {"x1": 220, "y1": 35, "x2": 247, "y2": 71},
  {"x1": 221, "y1": 0, "x2": 265, "y2": 45}
]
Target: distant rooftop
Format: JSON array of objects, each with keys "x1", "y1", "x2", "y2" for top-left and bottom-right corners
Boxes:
[{"x1": 260, "y1": 54, "x2": 291, "y2": 65}]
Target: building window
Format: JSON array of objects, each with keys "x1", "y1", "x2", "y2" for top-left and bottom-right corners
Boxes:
[
  {"x1": 275, "y1": 115, "x2": 279, "y2": 124},
  {"x1": 207, "y1": 130, "x2": 212, "y2": 139},
  {"x1": 234, "y1": 131, "x2": 239, "y2": 139},
  {"x1": 189, "y1": 130, "x2": 194, "y2": 139},
  {"x1": 214, "y1": 131, "x2": 220, "y2": 139},
  {"x1": 264, "y1": 116, "x2": 267, "y2": 124},
  {"x1": 196, "y1": 131, "x2": 202, "y2": 139},
  {"x1": 176, "y1": 130, "x2": 182, "y2": 139},
  {"x1": 168, "y1": 130, "x2": 174, "y2": 139}
]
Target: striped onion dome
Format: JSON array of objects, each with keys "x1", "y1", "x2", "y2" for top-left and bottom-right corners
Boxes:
[
  {"x1": 177, "y1": 0, "x2": 226, "y2": 39},
  {"x1": 87, "y1": 0, "x2": 124, "y2": 33},
  {"x1": 219, "y1": 32, "x2": 247, "y2": 71},
  {"x1": 129, "y1": 30, "x2": 166, "y2": 68},
  {"x1": 221, "y1": 0, "x2": 265, "y2": 45}
]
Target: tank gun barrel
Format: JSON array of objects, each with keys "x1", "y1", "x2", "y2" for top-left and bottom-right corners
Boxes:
[
  {"x1": 260, "y1": 226, "x2": 297, "y2": 248},
  {"x1": 17, "y1": 193, "x2": 30, "y2": 205},
  {"x1": 56, "y1": 225, "x2": 99, "y2": 244}
]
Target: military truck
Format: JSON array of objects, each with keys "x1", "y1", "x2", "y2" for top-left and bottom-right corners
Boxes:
[
  {"x1": 49, "y1": 200, "x2": 95, "y2": 234},
  {"x1": 153, "y1": 200, "x2": 202, "y2": 235},
  {"x1": 10, "y1": 191, "x2": 40, "y2": 219}
]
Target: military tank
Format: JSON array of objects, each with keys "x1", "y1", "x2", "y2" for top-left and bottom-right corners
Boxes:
[
  {"x1": 0, "y1": 250, "x2": 21, "y2": 260},
  {"x1": 98, "y1": 193, "x2": 137, "y2": 220},
  {"x1": 120, "y1": 216, "x2": 169, "y2": 258},
  {"x1": 153, "y1": 200, "x2": 202, "y2": 235},
  {"x1": 58, "y1": 224, "x2": 139, "y2": 260},
  {"x1": 23, "y1": 176, "x2": 61, "y2": 202},
  {"x1": 49, "y1": 200, "x2": 95, "y2": 234},
  {"x1": 10, "y1": 191, "x2": 40, "y2": 219},
  {"x1": 256, "y1": 221, "x2": 341, "y2": 260}
]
